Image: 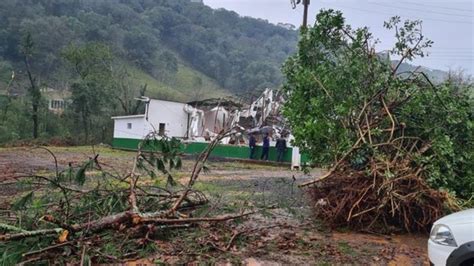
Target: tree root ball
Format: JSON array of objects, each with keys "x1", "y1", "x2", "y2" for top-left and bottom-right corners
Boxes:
[{"x1": 306, "y1": 168, "x2": 453, "y2": 233}]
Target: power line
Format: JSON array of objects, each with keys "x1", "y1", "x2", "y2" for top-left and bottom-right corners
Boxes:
[
  {"x1": 427, "y1": 58, "x2": 474, "y2": 60},
  {"x1": 426, "y1": 50, "x2": 474, "y2": 53},
  {"x1": 428, "y1": 48, "x2": 474, "y2": 50},
  {"x1": 419, "y1": 54, "x2": 474, "y2": 58},
  {"x1": 370, "y1": 2, "x2": 473, "y2": 19},
  {"x1": 381, "y1": 47, "x2": 474, "y2": 51},
  {"x1": 390, "y1": 52, "x2": 474, "y2": 57},
  {"x1": 427, "y1": 53, "x2": 474, "y2": 56},
  {"x1": 399, "y1": 1, "x2": 474, "y2": 14},
  {"x1": 426, "y1": 54, "x2": 474, "y2": 57},
  {"x1": 327, "y1": 3, "x2": 473, "y2": 25}
]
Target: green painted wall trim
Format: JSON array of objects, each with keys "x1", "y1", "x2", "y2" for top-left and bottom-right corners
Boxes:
[
  {"x1": 112, "y1": 138, "x2": 309, "y2": 163},
  {"x1": 112, "y1": 138, "x2": 142, "y2": 150}
]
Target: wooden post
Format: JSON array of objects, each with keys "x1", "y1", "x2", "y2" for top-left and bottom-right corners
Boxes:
[{"x1": 302, "y1": 0, "x2": 310, "y2": 28}]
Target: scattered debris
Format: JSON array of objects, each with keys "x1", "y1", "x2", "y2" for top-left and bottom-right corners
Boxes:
[
  {"x1": 0, "y1": 131, "x2": 253, "y2": 264},
  {"x1": 0, "y1": 147, "x2": 429, "y2": 264}
]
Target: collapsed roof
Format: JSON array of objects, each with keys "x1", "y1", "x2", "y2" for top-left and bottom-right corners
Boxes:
[{"x1": 185, "y1": 88, "x2": 290, "y2": 143}]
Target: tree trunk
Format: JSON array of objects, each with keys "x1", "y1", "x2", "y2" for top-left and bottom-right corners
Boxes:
[
  {"x1": 1, "y1": 99, "x2": 11, "y2": 123},
  {"x1": 32, "y1": 103, "x2": 39, "y2": 139},
  {"x1": 82, "y1": 110, "x2": 89, "y2": 144},
  {"x1": 24, "y1": 56, "x2": 40, "y2": 139}
]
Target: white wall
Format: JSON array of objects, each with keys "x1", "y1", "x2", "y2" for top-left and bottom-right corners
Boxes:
[
  {"x1": 113, "y1": 116, "x2": 147, "y2": 139},
  {"x1": 203, "y1": 107, "x2": 228, "y2": 134},
  {"x1": 147, "y1": 100, "x2": 189, "y2": 138}
]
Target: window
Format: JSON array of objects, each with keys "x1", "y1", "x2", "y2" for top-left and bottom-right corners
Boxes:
[
  {"x1": 50, "y1": 100, "x2": 65, "y2": 110},
  {"x1": 127, "y1": 123, "x2": 132, "y2": 129},
  {"x1": 159, "y1": 123, "x2": 166, "y2": 136}
]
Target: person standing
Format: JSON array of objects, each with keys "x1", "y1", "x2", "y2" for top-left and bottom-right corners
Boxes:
[
  {"x1": 261, "y1": 133, "x2": 270, "y2": 161},
  {"x1": 276, "y1": 135, "x2": 287, "y2": 163},
  {"x1": 248, "y1": 133, "x2": 257, "y2": 159}
]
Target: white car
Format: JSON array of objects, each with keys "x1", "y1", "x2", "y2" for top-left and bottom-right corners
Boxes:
[{"x1": 428, "y1": 208, "x2": 474, "y2": 266}]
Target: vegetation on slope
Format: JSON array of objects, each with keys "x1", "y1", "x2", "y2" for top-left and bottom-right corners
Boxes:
[
  {"x1": 0, "y1": 0, "x2": 298, "y2": 144},
  {"x1": 0, "y1": 0, "x2": 298, "y2": 95}
]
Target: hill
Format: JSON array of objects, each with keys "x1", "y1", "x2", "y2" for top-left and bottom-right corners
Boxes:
[
  {"x1": 0, "y1": 0, "x2": 298, "y2": 101},
  {"x1": 393, "y1": 61, "x2": 448, "y2": 84}
]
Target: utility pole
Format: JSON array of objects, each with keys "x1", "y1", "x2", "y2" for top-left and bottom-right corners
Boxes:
[
  {"x1": 291, "y1": 0, "x2": 311, "y2": 28},
  {"x1": 302, "y1": 0, "x2": 310, "y2": 28}
]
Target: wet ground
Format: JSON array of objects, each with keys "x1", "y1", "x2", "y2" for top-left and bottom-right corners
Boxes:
[{"x1": 0, "y1": 146, "x2": 429, "y2": 265}]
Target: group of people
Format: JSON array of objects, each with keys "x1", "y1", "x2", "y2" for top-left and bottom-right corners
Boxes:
[{"x1": 248, "y1": 133, "x2": 287, "y2": 162}]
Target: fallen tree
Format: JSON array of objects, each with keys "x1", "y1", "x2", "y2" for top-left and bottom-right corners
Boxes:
[
  {"x1": 0, "y1": 129, "x2": 253, "y2": 264},
  {"x1": 283, "y1": 10, "x2": 473, "y2": 232}
]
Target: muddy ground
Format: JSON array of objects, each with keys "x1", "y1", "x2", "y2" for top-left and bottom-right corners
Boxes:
[{"x1": 0, "y1": 146, "x2": 429, "y2": 265}]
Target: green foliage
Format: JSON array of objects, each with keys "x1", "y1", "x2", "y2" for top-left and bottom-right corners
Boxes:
[
  {"x1": 0, "y1": 138, "x2": 192, "y2": 264},
  {"x1": 400, "y1": 78, "x2": 474, "y2": 198},
  {"x1": 283, "y1": 10, "x2": 474, "y2": 199},
  {"x1": 11, "y1": 191, "x2": 34, "y2": 211},
  {"x1": 0, "y1": 0, "x2": 296, "y2": 93},
  {"x1": 283, "y1": 10, "x2": 389, "y2": 164},
  {"x1": 0, "y1": 61, "x2": 13, "y2": 84},
  {"x1": 75, "y1": 159, "x2": 94, "y2": 186},
  {"x1": 62, "y1": 42, "x2": 115, "y2": 142},
  {"x1": 0, "y1": 237, "x2": 51, "y2": 266},
  {"x1": 62, "y1": 43, "x2": 113, "y2": 81},
  {"x1": 0, "y1": 0, "x2": 297, "y2": 145},
  {"x1": 140, "y1": 136, "x2": 183, "y2": 186},
  {"x1": 123, "y1": 26, "x2": 160, "y2": 72}
]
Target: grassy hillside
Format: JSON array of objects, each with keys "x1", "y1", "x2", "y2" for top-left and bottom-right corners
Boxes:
[
  {"x1": 0, "y1": 0, "x2": 298, "y2": 97},
  {"x1": 127, "y1": 61, "x2": 229, "y2": 103},
  {"x1": 0, "y1": 0, "x2": 297, "y2": 144}
]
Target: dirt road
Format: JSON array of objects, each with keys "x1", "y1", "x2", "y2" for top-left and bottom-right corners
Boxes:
[{"x1": 0, "y1": 146, "x2": 429, "y2": 265}]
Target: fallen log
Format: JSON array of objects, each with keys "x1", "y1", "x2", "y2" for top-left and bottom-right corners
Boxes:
[
  {"x1": 0, "y1": 228, "x2": 64, "y2": 241},
  {"x1": 40, "y1": 211, "x2": 253, "y2": 236}
]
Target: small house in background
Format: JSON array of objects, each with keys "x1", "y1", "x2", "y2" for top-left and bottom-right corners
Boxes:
[
  {"x1": 41, "y1": 87, "x2": 70, "y2": 114},
  {"x1": 111, "y1": 89, "x2": 308, "y2": 169},
  {"x1": 112, "y1": 99, "x2": 189, "y2": 141}
]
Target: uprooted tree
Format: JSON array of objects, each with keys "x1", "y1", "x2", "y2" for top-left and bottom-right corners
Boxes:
[
  {"x1": 283, "y1": 10, "x2": 473, "y2": 232},
  {"x1": 0, "y1": 130, "x2": 252, "y2": 264}
]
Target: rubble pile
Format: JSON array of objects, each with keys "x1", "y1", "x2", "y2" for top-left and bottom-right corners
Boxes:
[{"x1": 185, "y1": 88, "x2": 290, "y2": 144}]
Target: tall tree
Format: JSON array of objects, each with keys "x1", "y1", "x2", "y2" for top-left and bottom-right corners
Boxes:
[
  {"x1": 114, "y1": 66, "x2": 147, "y2": 115},
  {"x1": 20, "y1": 32, "x2": 41, "y2": 139},
  {"x1": 283, "y1": 10, "x2": 473, "y2": 198},
  {"x1": 62, "y1": 42, "x2": 114, "y2": 143}
]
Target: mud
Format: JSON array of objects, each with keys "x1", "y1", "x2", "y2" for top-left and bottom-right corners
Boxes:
[{"x1": 0, "y1": 147, "x2": 429, "y2": 265}]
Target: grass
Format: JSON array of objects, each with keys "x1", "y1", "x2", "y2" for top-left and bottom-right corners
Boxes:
[
  {"x1": 127, "y1": 59, "x2": 229, "y2": 103},
  {"x1": 192, "y1": 181, "x2": 223, "y2": 193},
  {"x1": 207, "y1": 161, "x2": 284, "y2": 171},
  {"x1": 47, "y1": 146, "x2": 134, "y2": 156},
  {"x1": 337, "y1": 241, "x2": 358, "y2": 257}
]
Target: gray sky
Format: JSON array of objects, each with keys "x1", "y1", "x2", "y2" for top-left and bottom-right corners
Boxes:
[{"x1": 205, "y1": 0, "x2": 474, "y2": 74}]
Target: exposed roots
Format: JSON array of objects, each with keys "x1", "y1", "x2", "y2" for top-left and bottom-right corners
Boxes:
[{"x1": 307, "y1": 158, "x2": 457, "y2": 233}]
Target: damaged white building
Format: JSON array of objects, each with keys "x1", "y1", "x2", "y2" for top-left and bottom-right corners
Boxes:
[{"x1": 112, "y1": 89, "x2": 307, "y2": 168}]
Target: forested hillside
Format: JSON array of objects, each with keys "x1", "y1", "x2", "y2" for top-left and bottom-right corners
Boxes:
[
  {"x1": 0, "y1": 0, "x2": 298, "y2": 144},
  {"x1": 0, "y1": 0, "x2": 297, "y2": 95}
]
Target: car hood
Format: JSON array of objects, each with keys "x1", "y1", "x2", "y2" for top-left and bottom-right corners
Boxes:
[{"x1": 435, "y1": 208, "x2": 474, "y2": 226}]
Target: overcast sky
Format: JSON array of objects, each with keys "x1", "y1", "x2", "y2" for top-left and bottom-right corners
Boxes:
[{"x1": 205, "y1": 0, "x2": 474, "y2": 74}]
